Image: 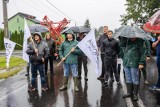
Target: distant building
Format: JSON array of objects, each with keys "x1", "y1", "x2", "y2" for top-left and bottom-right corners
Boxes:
[{"x1": 7, "y1": 12, "x2": 40, "y2": 34}]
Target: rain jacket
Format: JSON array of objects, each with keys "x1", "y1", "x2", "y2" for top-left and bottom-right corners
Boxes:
[
  {"x1": 59, "y1": 30, "x2": 81, "y2": 64},
  {"x1": 144, "y1": 39, "x2": 151, "y2": 57},
  {"x1": 26, "y1": 32, "x2": 49, "y2": 64},
  {"x1": 102, "y1": 38, "x2": 120, "y2": 59},
  {"x1": 120, "y1": 38, "x2": 146, "y2": 68}
]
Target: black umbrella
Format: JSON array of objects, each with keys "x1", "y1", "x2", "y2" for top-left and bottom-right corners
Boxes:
[
  {"x1": 61, "y1": 26, "x2": 90, "y2": 34},
  {"x1": 113, "y1": 25, "x2": 152, "y2": 40},
  {"x1": 29, "y1": 24, "x2": 48, "y2": 33}
]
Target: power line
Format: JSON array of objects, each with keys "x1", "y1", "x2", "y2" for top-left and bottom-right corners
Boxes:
[
  {"x1": 45, "y1": 0, "x2": 76, "y2": 22},
  {"x1": 34, "y1": 0, "x2": 64, "y2": 19},
  {"x1": 13, "y1": 0, "x2": 19, "y2": 12},
  {"x1": 21, "y1": 0, "x2": 44, "y2": 15},
  {"x1": 30, "y1": 0, "x2": 63, "y2": 20},
  {"x1": 45, "y1": 0, "x2": 85, "y2": 26}
]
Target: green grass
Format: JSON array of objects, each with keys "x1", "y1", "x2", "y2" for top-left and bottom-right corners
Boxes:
[
  {"x1": 0, "y1": 68, "x2": 21, "y2": 79},
  {"x1": 0, "y1": 56, "x2": 26, "y2": 79},
  {"x1": 0, "y1": 56, "x2": 26, "y2": 70}
]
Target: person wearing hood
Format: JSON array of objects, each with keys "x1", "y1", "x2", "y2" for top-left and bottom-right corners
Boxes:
[
  {"x1": 45, "y1": 33, "x2": 57, "y2": 75},
  {"x1": 120, "y1": 37, "x2": 146, "y2": 101},
  {"x1": 26, "y1": 32, "x2": 49, "y2": 92},
  {"x1": 101, "y1": 30, "x2": 120, "y2": 87},
  {"x1": 59, "y1": 30, "x2": 81, "y2": 92}
]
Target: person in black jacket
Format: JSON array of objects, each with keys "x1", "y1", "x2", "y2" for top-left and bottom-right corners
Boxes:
[
  {"x1": 97, "y1": 26, "x2": 109, "y2": 80},
  {"x1": 26, "y1": 32, "x2": 49, "y2": 92},
  {"x1": 101, "y1": 30, "x2": 120, "y2": 86},
  {"x1": 45, "y1": 33, "x2": 57, "y2": 75},
  {"x1": 77, "y1": 32, "x2": 88, "y2": 81}
]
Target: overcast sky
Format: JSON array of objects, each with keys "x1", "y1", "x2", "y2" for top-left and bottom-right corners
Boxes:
[{"x1": 0, "y1": 0, "x2": 126, "y2": 31}]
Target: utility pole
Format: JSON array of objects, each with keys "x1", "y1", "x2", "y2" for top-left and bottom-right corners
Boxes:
[{"x1": 2, "y1": 0, "x2": 9, "y2": 38}]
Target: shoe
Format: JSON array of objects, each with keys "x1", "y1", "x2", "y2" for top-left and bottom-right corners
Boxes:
[
  {"x1": 28, "y1": 86, "x2": 36, "y2": 92},
  {"x1": 117, "y1": 82, "x2": 121, "y2": 87},
  {"x1": 149, "y1": 86, "x2": 160, "y2": 91},
  {"x1": 42, "y1": 85, "x2": 48, "y2": 91},
  {"x1": 77, "y1": 76, "x2": 81, "y2": 80},
  {"x1": 97, "y1": 75, "x2": 104, "y2": 80},
  {"x1": 84, "y1": 77, "x2": 88, "y2": 81},
  {"x1": 111, "y1": 78, "x2": 114, "y2": 82},
  {"x1": 102, "y1": 81, "x2": 108, "y2": 87},
  {"x1": 144, "y1": 80, "x2": 149, "y2": 85},
  {"x1": 25, "y1": 73, "x2": 29, "y2": 76}
]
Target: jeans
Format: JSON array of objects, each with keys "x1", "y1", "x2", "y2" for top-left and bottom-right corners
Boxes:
[
  {"x1": 156, "y1": 56, "x2": 160, "y2": 87},
  {"x1": 63, "y1": 63, "x2": 78, "y2": 77},
  {"x1": 124, "y1": 66, "x2": 139, "y2": 85},
  {"x1": 31, "y1": 64, "x2": 46, "y2": 88}
]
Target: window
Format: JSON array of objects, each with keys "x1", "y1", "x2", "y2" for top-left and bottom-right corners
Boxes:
[
  {"x1": 17, "y1": 18, "x2": 19, "y2": 23},
  {"x1": 18, "y1": 26, "x2": 20, "y2": 31}
]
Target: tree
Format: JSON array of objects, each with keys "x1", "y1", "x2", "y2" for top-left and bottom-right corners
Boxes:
[
  {"x1": 84, "y1": 19, "x2": 91, "y2": 29},
  {"x1": 120, "y1": 0, "x2": 160, "y2": 25}
]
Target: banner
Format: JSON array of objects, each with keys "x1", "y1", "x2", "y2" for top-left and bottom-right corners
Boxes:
[
  {"x1": 4, "y1": 38, "x2": 16, "y2": 68},
  {"x1": 23, "y1": 18, "x2": 31, "y2": 62},
  {"x1": 77, "y1": 30, "x2": 102, "y2": 76}
]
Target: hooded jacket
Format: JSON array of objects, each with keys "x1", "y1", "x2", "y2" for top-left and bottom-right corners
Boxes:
[
  {"x1": 59, "y1": 30, "x2": 81, "y2": 64},
  {"x1": 120, "y1": 38, "x2": 146, "y2": 68},
  {"x1": 26, "y1": 32, "x2": 49, "y2": 64}
]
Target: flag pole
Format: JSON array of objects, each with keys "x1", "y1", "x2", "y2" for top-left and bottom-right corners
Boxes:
[
  {"x1": 57, "y1": 45, "x2": 78, "y2": 67},
  {"x1": 16, "y1": 43, "x2": 23, "y2": 47},
  {"x1": 30, "y1": 37, "x2": 38, "y2": 56}
]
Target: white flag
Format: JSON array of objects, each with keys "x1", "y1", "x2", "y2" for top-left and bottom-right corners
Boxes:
[
  {"x1": 77, "y1": 30, "x2": 102, "y2": 76},
  {"x1": 23, "y1": 18, "x2": 31, "y2": 62},
  {"x1": 4, "y1": 38, "x2": 16, "y2": 68}
]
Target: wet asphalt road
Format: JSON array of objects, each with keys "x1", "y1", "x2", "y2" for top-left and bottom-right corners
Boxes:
[{"x1": 0, "y1": 57, "x2": 160, "y2": 107}]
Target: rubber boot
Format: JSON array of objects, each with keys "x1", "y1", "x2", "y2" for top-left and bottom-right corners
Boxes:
[
  {"x1": 133, "y1": 84, "x2": 139, "y2": 101},
  {"x1": 59, "y1": 77, "x2": 68, "y2": 91},
  {"x1": 123, "y1": 83, "x2": 133, "y2": 98},
  {"x1": 73, "y1": 77, "x2": 79, "y2": 92}
]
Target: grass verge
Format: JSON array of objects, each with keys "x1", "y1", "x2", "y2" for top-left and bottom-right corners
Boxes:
[
  {"x1": 0, "y1": 68, "x2": 22, "y2": 79},
  {"x1": 0, "y1": 56, "x2": 26, "y2": 70},
  {"x1": 0, "y1": 56, "x2": 26, "y2": 79}
]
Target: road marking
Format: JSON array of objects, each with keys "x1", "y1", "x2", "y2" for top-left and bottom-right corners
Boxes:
[
  {"x1": 120, "y1": 64, "x2": 134, "y2": 107},
  {"x1": 137, "y1": 95, "x2": 145, "y2": 107}
]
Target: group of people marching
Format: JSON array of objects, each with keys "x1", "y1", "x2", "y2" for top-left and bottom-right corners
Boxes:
[
  {"x1": 97, "y1": 26, "x2": 152, "y2": 101},
  {"x1": 26, "y1": 30, "x2": 88, "y2": 92},
  {"x1": 26, "y1": 25, "x2": 160, "y2": 102}
]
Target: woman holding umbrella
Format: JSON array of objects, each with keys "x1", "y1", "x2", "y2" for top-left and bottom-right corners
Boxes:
[{"x1": 120, "y1": 37, "x2": 146, "y2": 101}]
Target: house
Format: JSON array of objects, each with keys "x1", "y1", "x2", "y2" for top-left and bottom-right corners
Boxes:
[{"x1": 8, "y1": 12, "x2": 40, "y2": 33}]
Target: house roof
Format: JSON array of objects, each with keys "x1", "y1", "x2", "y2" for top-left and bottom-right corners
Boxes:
[{"x1": 8, "y1": 12, "x2": 40, "y2": 24}]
